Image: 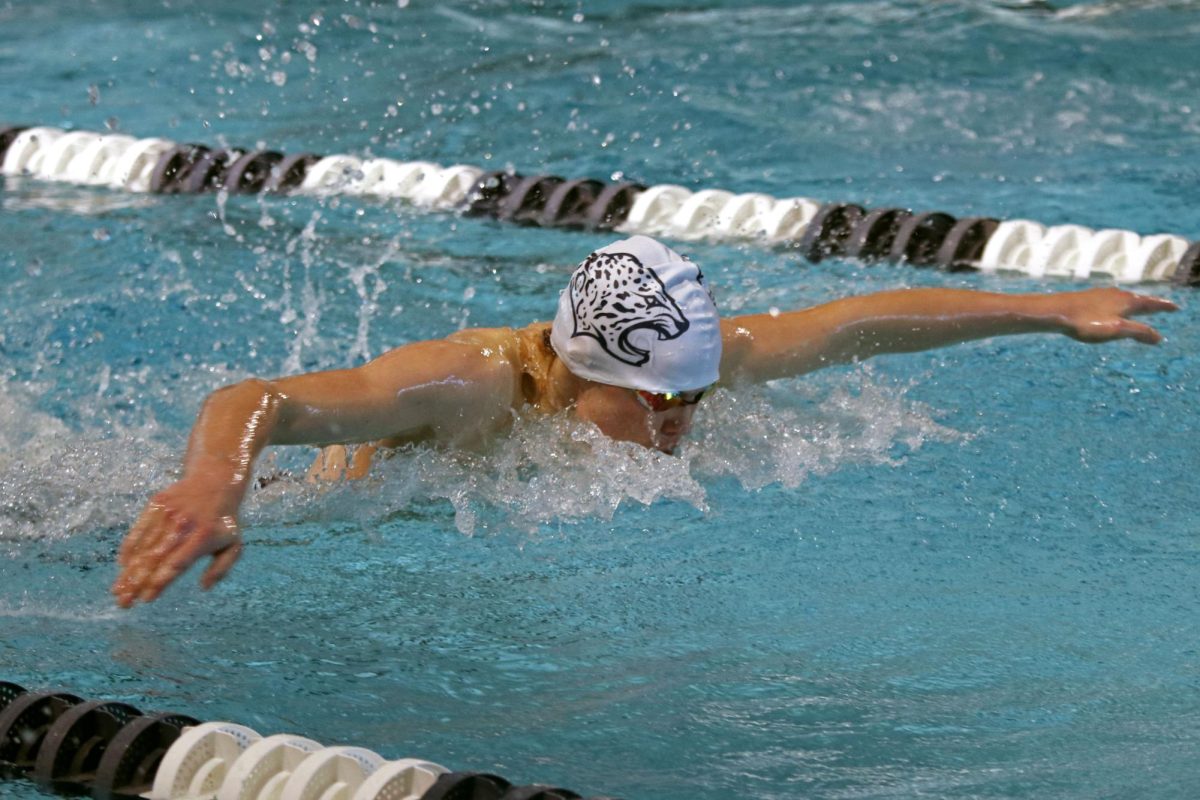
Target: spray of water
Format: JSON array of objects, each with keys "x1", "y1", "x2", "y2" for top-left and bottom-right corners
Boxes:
[
  {"x1": 0, "y1": 383, "x2": 176, "y2": 546},
  {"x1": 243, "y1": 366, "x2": 967, "y2": 538},
  {"x1": 0, "y1": 363, "x2": 964, "y2": 547}
]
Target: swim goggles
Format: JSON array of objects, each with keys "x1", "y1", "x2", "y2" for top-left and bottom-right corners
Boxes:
[{"x1": 633, "y1": 387, "x2": 710, "y2": 412}]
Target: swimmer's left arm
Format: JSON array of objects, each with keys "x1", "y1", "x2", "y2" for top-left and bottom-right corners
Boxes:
[{"x1": 719, "y1": 287, "x2": 1177, "y2": 384}]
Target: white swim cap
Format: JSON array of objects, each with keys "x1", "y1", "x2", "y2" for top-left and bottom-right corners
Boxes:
[{"x1": 550, "y1": 235, "x2": 721, "y2": 393}]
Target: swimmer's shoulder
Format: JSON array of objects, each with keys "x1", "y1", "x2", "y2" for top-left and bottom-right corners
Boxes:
[
  {"x1": 444, "y1": 322, "x2": 550, "y2": 354},
  {"x1": 444, "y1": 322, "x2": 557, "y2": 409}
]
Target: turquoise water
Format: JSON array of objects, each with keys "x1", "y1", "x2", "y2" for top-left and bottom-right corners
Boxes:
[{"x1": 1, "y1": 2, "x2": 1198, "y2": 798}]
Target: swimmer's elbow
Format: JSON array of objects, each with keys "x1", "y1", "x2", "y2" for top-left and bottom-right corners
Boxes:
[
  {"x1": 209, "y1": 377, "x2": 285, "y2": 407},
  {"x1": 202, "y1": 378, "x2": 289, "y2": 433}
]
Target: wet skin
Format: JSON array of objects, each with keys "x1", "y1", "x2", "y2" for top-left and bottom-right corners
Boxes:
[
  {"x1": 112, "y1": 286, "x2": 1178, "y2": 608},
  {"x1": 573, "y1": 382, "x2": 698, "y2": 454},
  {"x1": 306, "y1": 378, "x2": 699, "y2": 483}
]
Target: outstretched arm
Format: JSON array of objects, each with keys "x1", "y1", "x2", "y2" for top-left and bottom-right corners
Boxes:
[
  {"x1": 719, "y1": 287, "x2": 1177, "y2": 384},
  {"x1": 112, "y1": 338, "x2": 517, "y2": 607}
]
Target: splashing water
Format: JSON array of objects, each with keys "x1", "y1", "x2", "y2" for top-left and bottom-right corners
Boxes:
[
  {"x1": 0, "y1": 310, "x2": 966, "y2": 553},
  {"x1": 692, "y1": 366, "x2": 967, "y2": 491},
  {"x1": 244, "y1": 366, "x2": 966, "y2": 538},
  {"x1": 345, "y1": 239, "x2": 395, "y2": 364},
  {"x1": 0, "y1": 600, "x2": 125, "y2": 622},
  {"x1": 0, "y1": 384, "x2": 177, "y2": 545},
  {"x1": 0, "y1": 351, "x2": 963, "y2": 547}
]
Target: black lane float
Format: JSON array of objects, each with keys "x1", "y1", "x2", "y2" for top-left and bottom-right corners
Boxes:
[
  {"x1": 1, "y1": 124, "x2": 1196, "y2": 284},
  {"x1": 0, "y1": 681, "x2": 619, "y2": 800}
]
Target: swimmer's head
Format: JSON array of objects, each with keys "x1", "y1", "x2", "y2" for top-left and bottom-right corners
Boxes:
[{"x1": 550, "y1": 235, "x2": 722, "y2": 394}]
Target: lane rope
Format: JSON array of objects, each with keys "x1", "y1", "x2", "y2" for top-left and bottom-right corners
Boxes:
[
  {"x1": 2, "y1": 124, "x2": 1197, "y2": 285},
  {"x1": 0, "y1": 681, "x2": 612, "y2": 800}
]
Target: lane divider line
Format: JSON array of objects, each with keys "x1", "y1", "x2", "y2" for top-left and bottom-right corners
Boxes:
[
  {"x1": 2, "y1": 124, "x2": 1197, "y2": 285},
  {"x1": 0, "y1": 681, "x2": 616, "y2": 800}
]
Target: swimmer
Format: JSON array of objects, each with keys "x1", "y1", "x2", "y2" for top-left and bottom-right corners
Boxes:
[{"x1": 112, "y1": 235, "x2": 1177, "y2": 607}]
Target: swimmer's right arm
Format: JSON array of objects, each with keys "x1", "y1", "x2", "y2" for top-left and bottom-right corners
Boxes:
[
  {"x1": 719, "y1": 287, "x2": 1178, "y2": 384},
  {"x1": 112, "y1": 339, "x2": 517, "y2": 608}
]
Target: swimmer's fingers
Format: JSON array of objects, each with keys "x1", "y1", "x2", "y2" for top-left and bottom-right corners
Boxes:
[
  {"x1": 118, "y1": 502, "x2": 166, "y2": 567},
  {"x1": 138, "y1": 556, "x2": 193, "y2": 604},
  {"x1": 113, "y1": 504, "x2": 173, "y2": 607},
  {"x1": 1118, "y1": 318, "x2": 1164, "y2": 345},
  {"x1": 146, "y1": 513, "x2": 196, "y2": 564},
  {"x1": 200, "y1": 541, "x2": 243, "y2": 591},
  {"x1": 1120, "y1": 295, "x2": 1176, "y2": 342},
  {"x1": 112, "y1": 561, "x2": 143, "y2": 608},
  {"x1": 114, "y1": 486, "x2": 241, "y2": 607},
  {"x1": 1071, "y1": 316, "x2": 1164, "y2": 345},
  {"x1": 136, "y1": 515, "x2": 240, "y2": 603},
  {"x1": 1124, "y1": 293, "x2": 1179, "y2": 317},
  {"x1": 1063, "y1": 289, "x2": 1177, "y2": 345},
  {"x1": 306, "y1": 445, "x2": 348, "y2": 483},
  {"x1": 114, "y1": 553, "x2": 160, "y2": 608}
]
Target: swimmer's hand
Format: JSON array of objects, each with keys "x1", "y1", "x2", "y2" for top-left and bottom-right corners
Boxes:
[
  {"x1": 306, "y1": 443, "x2": 379, "y2": 482},
  {"x1": 112, "y1": 472, "x2": 243, "y2": 608},
  {"x1": 1052, "y1": 287, "x2": 1178, "y2": 344}
]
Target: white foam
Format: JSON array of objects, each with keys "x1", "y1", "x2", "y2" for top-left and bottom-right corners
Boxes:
[
  {"x1": 0, "y1": 383, "x2": 177, "y2": 543},
  {"x1": 692, "y1": 366, "x2": 967, "y2": 491},
  {"x1": 243, "y1": 366, "x2": 966, "y2": 537},
  {"x1": 0, "y1": 366, "x2": 964, "y2": 545},
  {"x1": 0, "y1": 598, "x2": 124, "y2": 621}
]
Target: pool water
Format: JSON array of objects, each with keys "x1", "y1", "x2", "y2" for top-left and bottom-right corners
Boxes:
[{"x1": 1, "y1": 2, "x2": 1198, "y2": 798}]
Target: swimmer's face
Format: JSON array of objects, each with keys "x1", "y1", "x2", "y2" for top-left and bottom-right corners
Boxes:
[{"x1": 573, "y1": 382, "x2": 698, "y2": 454}]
